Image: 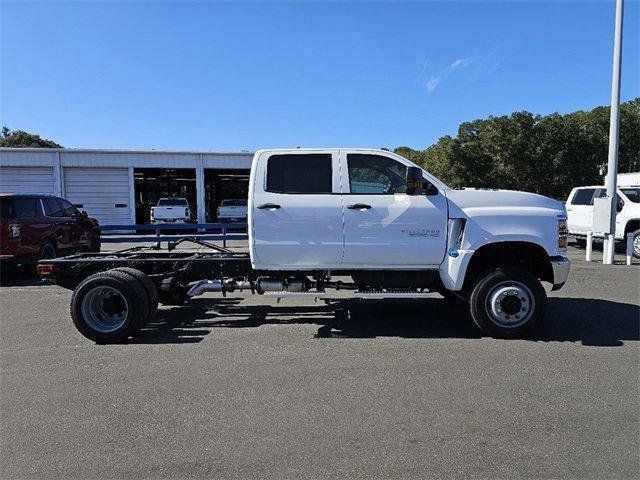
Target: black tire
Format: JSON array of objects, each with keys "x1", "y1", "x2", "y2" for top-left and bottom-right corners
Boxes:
[
  {"x1": 26, "y1": 241, "x2": 57, "y2": 276},
  {"x1": 632, "y1": 230, "x2": 640, "y2": 259},
  {"x1": 469, "y1": 266, "x2": 547, "y2": 339},
  {"x1": 575, "y1": 238, "x2": 587, "y2": 249},
  {"x1": 39, "y1": 241, "x2": 56, "y2": 260},
  {"x1": 70, "y1": 269, "x2": 150, "y2": 343},
  {"x1": 110, "y1": 267, "x2": 159, "y2": 323},
  {"x1": 88, "y1": 235, "x2": 101, "y2": 253}
]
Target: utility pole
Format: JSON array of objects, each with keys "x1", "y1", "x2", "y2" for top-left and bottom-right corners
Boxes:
[{"x1": 603, "y1": 0, "x2": 624, "y2": 265}]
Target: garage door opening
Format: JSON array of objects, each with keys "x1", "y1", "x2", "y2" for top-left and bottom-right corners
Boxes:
[
  {"x1": 204, "y1": 169, "x2": 250, "y2": 222},
  {"x1": 134, "y1": 168, "x2": 197, "y2": 224}
]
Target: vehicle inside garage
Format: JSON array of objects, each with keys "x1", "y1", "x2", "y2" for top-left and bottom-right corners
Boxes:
[
  {"x1": 134, "y1": 168, "x2": 197, "y2": 224},
  {"x1": 204, "y1": 169, "x2": 250, "y2": 221}
]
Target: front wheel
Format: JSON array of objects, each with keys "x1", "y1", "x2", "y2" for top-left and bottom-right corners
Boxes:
[{"x1": 469, "y1": 266, "x2": 547, "y2": 338}]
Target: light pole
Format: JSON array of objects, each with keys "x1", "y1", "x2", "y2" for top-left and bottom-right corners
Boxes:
[{"x1": 603, "y1": 0, "x2": 624, "y2": 265}]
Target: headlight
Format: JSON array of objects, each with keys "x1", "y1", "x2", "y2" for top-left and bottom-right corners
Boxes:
[{"x1": 558, "y1": 219, "x2": 568, "y2": 249}]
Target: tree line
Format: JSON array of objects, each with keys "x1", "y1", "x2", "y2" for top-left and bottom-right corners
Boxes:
[{"x1": 395, "y1": 97, "x2": 639, "y2": 199}]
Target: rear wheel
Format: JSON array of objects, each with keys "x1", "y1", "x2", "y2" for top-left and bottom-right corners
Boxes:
[
  {"x1": 469, "y1": 266, "x2": 546, "y2": 338},
  {"x1": 111, "y1": 267, "x2": 158, "y2": 323},
  {"x1": 70, "y1": 270, "x2": 150, "y2": 342}
]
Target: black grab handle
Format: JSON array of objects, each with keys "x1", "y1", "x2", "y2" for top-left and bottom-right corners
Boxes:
[
  {"x1": 257, "y1": 203, "x2": 281, "y2": 210},
  {"x1": 347, "y1": 203, "x2": 372, "y2": 210}
]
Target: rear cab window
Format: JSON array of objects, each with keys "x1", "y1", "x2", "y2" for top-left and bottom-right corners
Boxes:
[
  {"x1": 570, "y1": 188, "x2": 597, "y2": 206},
  {"x1": 0, "y1": 197, "x2": 38, "y2": 219},
  {"x1": 266, "y1": 154, "x2": 333, "y2": 194},
  {"x1": 158, "y1": 198, "x2": 189, "y2": 206}
]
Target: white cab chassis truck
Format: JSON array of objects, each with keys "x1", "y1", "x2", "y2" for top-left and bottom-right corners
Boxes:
[{"x1": 39, "y1": 149, "x2": 571, "y2": 342}]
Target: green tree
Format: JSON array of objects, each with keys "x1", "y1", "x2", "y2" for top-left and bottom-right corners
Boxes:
[
  {"x1": 395, "y1": 97, "x2": 640, "y2": 199},
  {"x1": 0, "y1": 127, "x2": 62, "y2": 148}
]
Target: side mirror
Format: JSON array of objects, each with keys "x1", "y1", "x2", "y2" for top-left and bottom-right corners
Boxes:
[
  {"x1": 406, "y1": 167, "x2": 425, "y2": 195},
  {"x1": 616, "y1": 198, "x2": 624, "y2": 212},
  {"x1": 81, "y1": 211, "x2": 89, "y2": 218},
  {"x1": 406, "y1": 166, "x2": 438, "y2": 196}
]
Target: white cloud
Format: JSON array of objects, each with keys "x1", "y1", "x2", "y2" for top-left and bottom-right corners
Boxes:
[
  {"x1": 425, "y1": 57, "x2": 473, "y2": 93},
  {"x1": 449, "y1": 58, "x2": 472, "y2": 70},
  {"x1": 426, "y1": 76, "x2": 440, "y2": 92}
]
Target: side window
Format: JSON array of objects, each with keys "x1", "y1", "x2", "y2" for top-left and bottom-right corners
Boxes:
[
  {"x1": 43, "y1": 197, "x2": 64, "y2": 217},
  {"x1": 58, "y1": 198, "x2": 79, "y2": 217},
  {"x1": 347, "y1": 154, "x2": 407, "y2": 194},
  {"x1": 571, "y1": 188, "x2": 596, "y2": 206},
  {"x1": 11, "y1": 198, "x2": 37, "y2": 218},
  {"x1": 266, "y1": 154, "x2": 332, "y2": 194}
]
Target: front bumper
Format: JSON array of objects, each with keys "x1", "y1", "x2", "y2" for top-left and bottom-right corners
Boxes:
[{"x1": 550, "y1": 255, "x2": 571, "y2": 291}]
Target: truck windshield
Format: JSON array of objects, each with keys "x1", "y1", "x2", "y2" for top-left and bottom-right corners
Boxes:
[
  {"x1": 621, "y1": 188, "x2": 640, "y2": 203},
  {"x1": 158, "y1": 199, "x2": 188, "y2": 206}
]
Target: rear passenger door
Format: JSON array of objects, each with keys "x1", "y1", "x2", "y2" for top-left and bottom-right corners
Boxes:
[
  {"x1": 566, "y1": 188, "x2": 599, "y2": 234},
  {"x1": 250, "y1": 151, "x2": 343, "y2": 269}
]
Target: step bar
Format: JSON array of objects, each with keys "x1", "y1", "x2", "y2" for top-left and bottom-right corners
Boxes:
[{"x1": 261, "y1": 289, "x2": 431, "y2": 299}]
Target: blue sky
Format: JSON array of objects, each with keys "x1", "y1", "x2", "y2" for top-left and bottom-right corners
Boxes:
[{"x1": 1, "y1": 1, "x2": 638, "y2": 151}]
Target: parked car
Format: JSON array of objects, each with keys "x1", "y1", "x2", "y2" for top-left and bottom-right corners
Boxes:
[
  {"x1": 150, "y1": 197, "x2": 192, "y2": 223},
  {"x1": 0, "y1": 194, "x2": 101, "y2": 270},
  {"x1": 217, "y1": 199, "x2": 247, "y2": 222},
  {"x1": 565, "y1": 184, "x2": 640, "y2": 257}
]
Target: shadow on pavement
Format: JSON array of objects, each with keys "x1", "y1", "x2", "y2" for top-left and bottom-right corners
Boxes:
[
  {"x1": 0, "y1": 267, "x2": 47, "y2": 287},
  {"x1": 133, "y1": 296, "x2": 639, "y2": 347}
]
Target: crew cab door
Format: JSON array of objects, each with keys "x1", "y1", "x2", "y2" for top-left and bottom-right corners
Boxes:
[
  {"x1": 250, "y1": 150, "x2": 343, "y2": 269},
  {"x1": 339, "y1": 151, "x2": 448, "y2": 268},
  {"x1": 566, "y1": 188, "x2": 601, "y2": 234}
]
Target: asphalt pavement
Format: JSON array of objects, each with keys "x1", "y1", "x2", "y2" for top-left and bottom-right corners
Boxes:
[{"x1": 1, "y1": 245, "x2": 638, "y2": 479}]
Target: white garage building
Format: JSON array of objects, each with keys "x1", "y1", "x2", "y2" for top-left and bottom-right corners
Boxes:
[{"x1": 0, "y1": 148, "x2": 253, "y2": 225}]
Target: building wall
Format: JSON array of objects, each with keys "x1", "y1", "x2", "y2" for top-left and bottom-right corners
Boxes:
[{"x1": 0, "y1": 148, "x2": 253, "y2": 225}]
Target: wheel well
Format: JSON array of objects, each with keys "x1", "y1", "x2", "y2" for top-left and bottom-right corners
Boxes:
[
  {"x1": 624, "y1": 219, "x2": 640, "y2": 235},
  {"x1": 464, "y1": 242, "x2": 553, "y2": 290}
]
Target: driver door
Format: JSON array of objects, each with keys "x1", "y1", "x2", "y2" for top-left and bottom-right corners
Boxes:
[{"x1": 339, "y1": 151, "x2": 448, "y2": 268}]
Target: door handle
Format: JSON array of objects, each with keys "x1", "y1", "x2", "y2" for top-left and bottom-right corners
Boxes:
[
  {"x1": 257, "y1": 203, "x2": 281, "y2": 210},
  {"x1": 347, "y1": 203, "x2": 372, "y2": 210}
]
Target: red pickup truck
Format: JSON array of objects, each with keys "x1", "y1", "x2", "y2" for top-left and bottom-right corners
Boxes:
[{"x1": 1, "y1": 194, "x2": 100, "y2": 270}]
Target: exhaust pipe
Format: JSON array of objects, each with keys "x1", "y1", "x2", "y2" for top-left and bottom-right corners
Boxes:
[
  {"x1": 187, "y1": 278, "x2": 255, "y2": 297},
  {"x1": 187, "y1": 280, "x2": 223, "y2": 297}
]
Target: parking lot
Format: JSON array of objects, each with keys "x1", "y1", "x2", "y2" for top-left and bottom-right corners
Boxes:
[{"x1": 1, "y1": 245, "x2": 638, "y2": 479}]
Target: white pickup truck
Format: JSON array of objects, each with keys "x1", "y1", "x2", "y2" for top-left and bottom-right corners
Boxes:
[
  {"x1": 566, "y1": 182, "x2": 640, "y2": 258},
  {"x1": 40, "y1": 148, "x2": 571, "y2": 342},
  {"x1": 150, "y1": 197, "x2": 192, "y2": 223},
  {"x1": 217, "y1": 199, "x2": 248, "y2": 222}
]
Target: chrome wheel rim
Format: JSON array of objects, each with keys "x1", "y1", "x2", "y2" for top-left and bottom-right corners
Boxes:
[
  {"x1": 485, "y1": 281, "x2": 535, "y2": 328},
  {"x1": 81, "y1": 286, "x2": 129, "y2": 333},
  {"x1": 633, "y1": 234, "x2": 640, "y2": 257}
]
